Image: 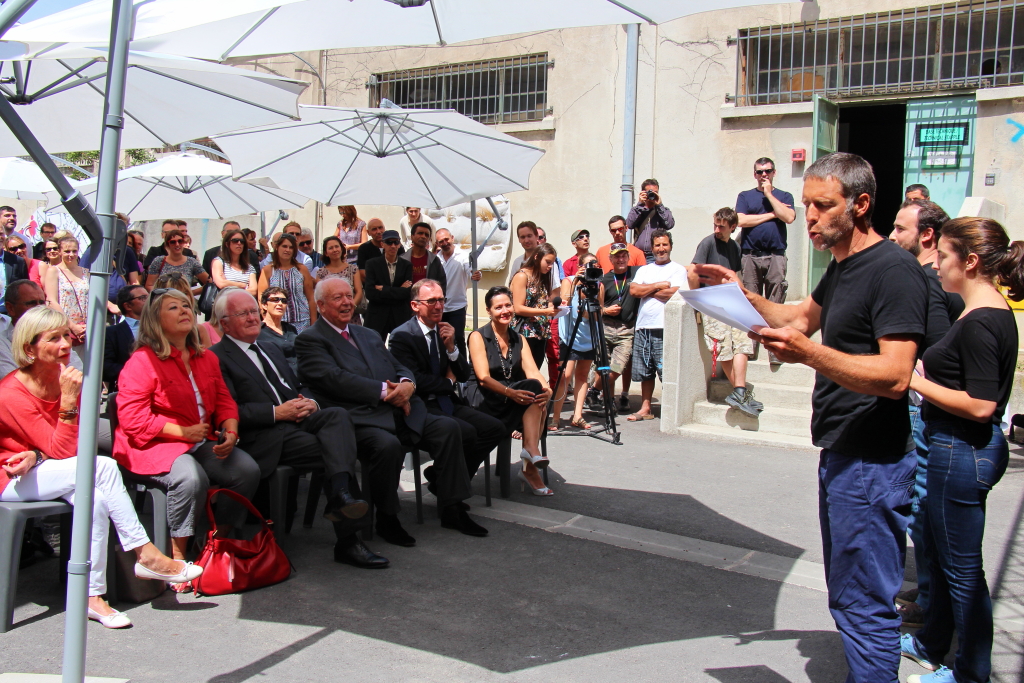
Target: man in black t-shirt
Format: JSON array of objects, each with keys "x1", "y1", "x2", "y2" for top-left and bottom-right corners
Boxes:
[
  {"x1": 687, "y1": 208, "x2": 761, "y2": 417},
  {"x1": 697, "y1": 153, "x2": 927, "y2": 683},
  {"x1": 889, "y1": 198, "x2": 965, "y2": 628}
]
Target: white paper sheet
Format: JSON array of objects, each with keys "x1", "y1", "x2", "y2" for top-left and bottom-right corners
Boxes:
[
  {"x1": 552, "y1": 305, "x2": 571, "y2": 319},
  {"x1": 679, "y1": 282, "x2": 769, "y2": 334}
]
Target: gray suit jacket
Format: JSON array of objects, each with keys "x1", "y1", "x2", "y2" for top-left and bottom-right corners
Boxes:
[{"x1": 294, "y1": 318, "x2": 427, "y2": 437}]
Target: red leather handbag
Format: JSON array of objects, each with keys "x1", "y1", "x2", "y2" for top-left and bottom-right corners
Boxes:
[{"x1": 191, "y1": 489, "x2": 292, "y2": 597}]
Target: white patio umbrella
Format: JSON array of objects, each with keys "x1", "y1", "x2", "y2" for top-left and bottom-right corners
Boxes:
[
  {"x1": 0, "y1": 48, "x2": 307, "y2": 157},
  {"x1": 0, "y1": 155, "x2": 54, "y2": 199},
  {"x1": 213, "y1": 105, "x2": 545, "y2": 209},
  {"x1": 45, "y1": 152, "x2": 312, "y2": 220},
  {"x1": 6, "y1": 0, "x2": 778, "y2": 58}
]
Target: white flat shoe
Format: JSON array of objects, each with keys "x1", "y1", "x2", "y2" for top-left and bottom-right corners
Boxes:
[
  {"x1": 88, "y1": 607, "x2": 132, "y2": 629},
  {"x1": 518, "y1": 470, "x2": 554, "y2": 496},
  {"x1": 520, "y1": 448, "x2": 549, "y2": 469},
  {"x1": 135, "y1": 560, "x2": 203, "y2": 584}
]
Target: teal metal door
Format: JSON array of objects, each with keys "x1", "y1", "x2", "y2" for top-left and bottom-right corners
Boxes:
[
  {"x1": 808, "y1": 94, "x2": 838, "y2": 291},
  {"x1": 904, "y1": 96, "x2": 976, "y2": 217}
]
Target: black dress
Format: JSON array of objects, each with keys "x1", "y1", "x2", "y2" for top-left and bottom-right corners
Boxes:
[
  {"x1": 468, "y1": 323, "x2": 543, "y2": 434},
  {"x1": 258, "y1": 321, "x2": 299, "y2": 373}
]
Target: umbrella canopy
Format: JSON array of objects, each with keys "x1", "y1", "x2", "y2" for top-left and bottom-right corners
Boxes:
[
  {"x1": 0, "y1": 156, "x2": 56, "y2": 199},
  {"x1": 213, "y1": 105, "x2": 545, "y2": 209},
  {"x1": 44, "y1": 152, "x2": 312, "y2": 220},
  {"x1": 7, "y1": 0, "x2": 786, "y2": 59},
  {"x1": 0, "y1": 48, "x2": 307, "y2": 157}
]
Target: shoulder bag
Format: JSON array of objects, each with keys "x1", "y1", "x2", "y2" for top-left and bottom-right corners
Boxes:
[{"x1": 191, "y1": 488, "x2": 293, "y2": 597}]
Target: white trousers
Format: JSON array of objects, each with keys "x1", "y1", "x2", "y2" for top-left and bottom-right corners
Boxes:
[{"x1": 0, "y1": 455, "x2": 150, "y2": 596}]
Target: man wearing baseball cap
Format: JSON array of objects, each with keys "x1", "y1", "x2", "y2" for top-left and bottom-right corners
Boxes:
[
  {"x1": 363, "y1": 229, "x2": 414, "y2": 338},
  {"x1": 562, "y1": 229, "x2": 592, "y2": 277}
]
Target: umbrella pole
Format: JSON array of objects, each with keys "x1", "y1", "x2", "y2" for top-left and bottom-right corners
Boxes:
[
  {"x1": 61, "y1": 0, "x2": 133, "y2": 681},
  {"x1": 619, "y1": 23, "x2": 640, "y2": 217},
  {"x1": 470, "y1": 200, "x2": 478, "y2": 331}
]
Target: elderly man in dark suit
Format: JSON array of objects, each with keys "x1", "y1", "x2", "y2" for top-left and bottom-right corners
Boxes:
[
  {"x1": 295, "y1": 277, "x2": 487, "y2": 546},
  {"x1": 363, "y1": 229, "x2": 413, "y2": 340},
  {"x1": 389, "y1": 279, "x2": 505, "y2": 487},
  {"x1": 210, "y1": 289, "x2": 388, "y2": 569},
  {"x1": 103, "y1": 285, "x2": 147, "y2": 390}
]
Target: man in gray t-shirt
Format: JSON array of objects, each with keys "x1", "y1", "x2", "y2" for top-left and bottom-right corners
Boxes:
[{"x1": 687, "y1": 208, "x2": 761, "y2": 417}]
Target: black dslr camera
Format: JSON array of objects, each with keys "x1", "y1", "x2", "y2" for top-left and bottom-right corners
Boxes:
[
  {"x1": 645, "y1": 190, "x2": 659, "y2": 203},
  {"x1": 580, "y1": 264, "x2": 603, "y2": 300}
]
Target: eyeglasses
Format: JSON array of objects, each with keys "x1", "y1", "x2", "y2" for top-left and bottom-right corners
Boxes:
[
  {"x1": 20, "y1": 299, "x2": 46, "y2": 307},
  {"x1": 265, "y1": 296, "x2": 288, "y2": 304},
  {"x1": 383, "y1": 240, "x2": 401, "y2": 246},
  {"x1": 128, "y1": 293, "x2": 149, "y2": 302},
  {"x1": 225, "y1": 308, "x2": 261, "y2": 319},
  {"x1": 228, "y1": 238, "x2": 245, "y2": 245},
  {"x1": 754, "y1": 169, "x2": 775, "y2": 176},
  {"x1": 298, "y1": 240, "x2": 312, "y2": 247},
  {"x1": 414, "y1": 297, "x2": 446, "y2": 307}
]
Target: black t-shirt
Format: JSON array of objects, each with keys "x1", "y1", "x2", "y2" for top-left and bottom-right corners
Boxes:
[
  {"x1": 601, "y1": 267, "x2": 635, "y2": 307},
  {"x1": 810, "y1": 239, "x2": 928, "y2": 459},
  {"x1": 691, "y1": 234, "x2": 741, "y2": 287},
  {"x1": 921, "y1": 262, "x2": 965, "y2": 351},
  {"x1": 922, "y1": 307, "x2": 1017, "y2": 436}
]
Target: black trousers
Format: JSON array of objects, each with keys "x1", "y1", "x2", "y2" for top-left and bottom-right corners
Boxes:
[
  {"x1": 441, "y1": 307, "x2": 468, "y2": 358},
  {"x1": 426, "y1": 401, "x2": 506, "y2": 479}
]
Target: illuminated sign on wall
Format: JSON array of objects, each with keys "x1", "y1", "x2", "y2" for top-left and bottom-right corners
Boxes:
[{"x1": 915, "y1": 122, "x2": 970, "y2": 147}]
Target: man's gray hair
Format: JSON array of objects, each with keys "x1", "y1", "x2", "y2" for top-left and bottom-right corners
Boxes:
[
  {"x1": 804, "y1": 152, "x2": 876, "y2": 223},
  {"x1": 314, "y1": 276, "x2": 351, "y2": 303},
  {"x1": 410, "y1": 278, "x2": 442, "y2": 301},
  {"x1": 299, "y1": 227, "x2": 313, "y2": 238},
  {"x1": 213, "y1": 288, "x2": 257, "y2": 321}
]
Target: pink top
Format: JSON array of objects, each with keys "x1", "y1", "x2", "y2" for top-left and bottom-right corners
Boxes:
[
  {"x1": 0, "y1": 373, "x2": 79, "y2": 494},
  {"x1": 26, "y1": 258, "x2": 42, "y2": 287},
  {"x1": 200, "y1": 322, "x2": 222, "y2": 345},
  {"x1": 113, "y1": 345, "x2": 238, "y2": 476}
]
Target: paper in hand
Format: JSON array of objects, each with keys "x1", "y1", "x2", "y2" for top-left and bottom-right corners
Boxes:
[{"x1": 679, "y1": 282, "x2": 769, "y2": 334}]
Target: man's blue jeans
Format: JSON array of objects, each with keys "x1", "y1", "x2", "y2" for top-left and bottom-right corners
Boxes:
[
  {"x1": 908, "y1": 403, "x2": 932, "y2": 612},
  {"x1": 819, "y1": 448, "x2": 916, "y2": 683},
  {"x1": 912, "y1": 419, "x2": 1008, "y2": 683}
]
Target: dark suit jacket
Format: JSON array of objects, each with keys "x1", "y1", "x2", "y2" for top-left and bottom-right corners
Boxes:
[
  {"x1": 363, "y1": 256, "x2": 413, "y2": 336},
  {"x1": 2, "y1": 251, "x2": 28, "y2": 284},
  {"x1": 103, "y1": 320, "x2": 135, "y2": 389},
  {"x1": 210, "y1": 337, "x2": 303, "y2": 477},
  {"x1": 387, "y1": 317, "x2": 469, "y2": 404},
  {"x1": 294, "y1": 318, "x2": 427, "y2": 438}
]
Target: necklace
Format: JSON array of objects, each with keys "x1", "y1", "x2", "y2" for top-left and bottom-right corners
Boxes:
[{"x1": 491, "y1": 324, "x2": 514, "y2": 381}]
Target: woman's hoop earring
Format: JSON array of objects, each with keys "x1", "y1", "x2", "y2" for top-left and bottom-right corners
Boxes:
[{"x1": 27, "y1": 356, "x2": 35, "y2": 364}]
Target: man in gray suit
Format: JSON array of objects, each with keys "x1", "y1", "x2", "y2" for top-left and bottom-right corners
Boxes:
[{"x1": 294, "y1": 278, "x2": 488, "y2": 546}]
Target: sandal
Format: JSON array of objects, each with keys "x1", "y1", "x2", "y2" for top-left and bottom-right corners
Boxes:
[
  {"x1": 570, "y1": 417, "x2": 592, "y2": 430},
  {"x1": 548, "y1": 418, "x2": 561, "y2": 432},
  {"x1": 627, "y1": 413, "x2": 655, "y2": 422}
]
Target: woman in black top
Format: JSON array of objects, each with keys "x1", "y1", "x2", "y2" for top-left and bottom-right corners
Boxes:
[
  {"x1": 258, "y1": 286, "x2": 299, "y2": 372},
  {"x1": 901, "y1": 217, "x2": 1020, "y2": 683},
  {"x1": 468, "y1": 287, "x2": 553, "y2": 495}
]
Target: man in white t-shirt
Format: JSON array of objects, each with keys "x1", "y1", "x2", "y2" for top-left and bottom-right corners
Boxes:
[{"x1": 627, "y1": 230, "x2": 686, "y2": 421}]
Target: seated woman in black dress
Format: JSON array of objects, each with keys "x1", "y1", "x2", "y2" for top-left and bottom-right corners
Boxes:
[
  {"x1": 468, "y1": 286, "x2": 553, "y2": 496},
  {"x1": 258, "y1": 286, "x2": 299, "y2": 372}
]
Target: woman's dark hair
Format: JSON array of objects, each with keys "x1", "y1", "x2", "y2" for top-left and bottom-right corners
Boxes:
[
  {"x1": 272, "y1": 233, "x2": 298, "y2": 269},
  {"x1": 219, "y1": 228, "x2": 250, "y2": 271},
  {"x1": 261, "y1": 285, "x2": 289, "y2": 305},
  {"x1": 940, "y1": 217, "x2": 1024, "y2": 300},
  {"x1": 485, "y1": 286, "x2": 512, "y2": 309},
  {"x1": 163, "y1": 229, "x2": 185, "y2": 247},
  {"x1": 521, "y1": 243, "x2": 558, "y2": 297},
  {"x1": 321, "y1": 235, "x2": 345, "y2": 266}
]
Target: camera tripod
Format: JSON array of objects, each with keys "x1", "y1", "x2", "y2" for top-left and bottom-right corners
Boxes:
[{"x1": 542, "y1": 285, "x2": 622, "y2": 454}]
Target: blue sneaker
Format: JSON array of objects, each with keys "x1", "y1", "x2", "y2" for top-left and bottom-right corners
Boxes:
[
  {"x1": 908, "y1": 666, "x2": 955, "y2": 683},
  {"x1": 901, "y1": 633, "x2": 941, "y2": 672}
]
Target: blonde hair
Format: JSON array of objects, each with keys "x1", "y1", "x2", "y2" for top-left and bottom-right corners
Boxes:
[
  {"x1": 12, "y1": 306, "x2": 69, "y2": 368},
  {"x1": 135, "y1": 288, "x2": 203, "y2": 360}
]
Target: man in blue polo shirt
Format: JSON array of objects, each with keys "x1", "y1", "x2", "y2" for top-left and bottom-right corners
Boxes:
[{"x1": 735, "y1": 157, "x2": 796, "y2": 305}]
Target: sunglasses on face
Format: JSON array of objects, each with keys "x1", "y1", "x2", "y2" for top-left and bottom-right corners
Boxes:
[
  {"x1": 754, "y1": 169, "x2": 775, "y2": 176},
  {"x1": 229, "y1": 238, "x2": 245, "y2": 245},
  {"x1": 46, "y1": 246, "x2": 60, "y2": 252},
  {"x1": 167, "y1": 239, "x2": 184, "y2": 246},
  {"x1": 266, "y1": 296, "x2": 288, "y2": 304},
  {"x1": 8, "y1": 244, "x2": 25, "y2": 253},
  {"x1": 299, "y1": 240, "x2": 312, "y2": 247},
  {"x1": 383, "y1": 240, "x2": 401, "y2": 246}
]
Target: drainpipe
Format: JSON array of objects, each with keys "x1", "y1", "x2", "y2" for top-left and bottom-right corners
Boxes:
[{"x1": 620, "y1": 23, "x2": 640, "y2": 217}]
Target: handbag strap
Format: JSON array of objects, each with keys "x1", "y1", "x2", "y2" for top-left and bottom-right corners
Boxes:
[{"x1": 204, "y1": 487, "x2": 273, "y2": 532}]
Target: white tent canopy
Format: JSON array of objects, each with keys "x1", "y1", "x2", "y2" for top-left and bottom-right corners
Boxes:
[{"x1": 0, "y1": 156, "x2": 58, "y2": 200}]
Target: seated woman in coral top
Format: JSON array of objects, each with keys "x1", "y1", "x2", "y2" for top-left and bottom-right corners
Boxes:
[
  {"x1": 0, "y1": 307, "x2": 200, "y2": 629},
  {"x1": 114, "y1": 288, "x2": 259, "y2": 591}
]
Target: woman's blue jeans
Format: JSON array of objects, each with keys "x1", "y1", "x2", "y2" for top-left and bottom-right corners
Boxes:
[{"x1": 913, "y1": 419, "x2": 1008, "y2": 683}]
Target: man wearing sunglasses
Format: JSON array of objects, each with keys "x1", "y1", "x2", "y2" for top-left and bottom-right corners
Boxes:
[
  {"x1": 0, "y1": 280, "x2": 48, "y2": 376},
  {"x1": 0, "y1": 230, "x2": 28, "y2": 307},
  {"x1": 103, "y1": 285, "x2": 148, "y2": 390},
  {"x1": 297, "y1": 227, "x2": 323, "y2": 276},
  {"x1": 363, "y1": 229, "x2": 414, "y2": 339}
]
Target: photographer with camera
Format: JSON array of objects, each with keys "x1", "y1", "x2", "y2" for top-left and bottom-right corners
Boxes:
[
  {"x1": 627, "y1": 179, "x2": 675, "y2": 264},
  {"x1": 550, "y1": 253, "x2": 600, "y2": 431}
]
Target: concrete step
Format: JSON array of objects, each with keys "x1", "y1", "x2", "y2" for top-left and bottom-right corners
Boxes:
[
  {"x1": 691, "y1": 400, "x2": 813, "y2": 438},
  {"x1": 675, "y1": 423, "x2": 817, "y2": 451},
  {"x1": 708, "y1": 379, "x2": 813, "y2": 411},
  {"x1": 744, "y1": 358, "x2": 816, "y2": 387}
]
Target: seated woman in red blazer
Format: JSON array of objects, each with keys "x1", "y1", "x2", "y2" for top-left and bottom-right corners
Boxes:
[
  {"x1": 114, "y1": 287, "x2": 259, "y2": 590},
  {"x1": 0, "y1": 306, "x2": 200, "y2": 629}
]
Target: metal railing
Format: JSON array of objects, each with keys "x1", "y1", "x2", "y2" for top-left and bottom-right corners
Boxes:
[
  {"x1": 735, "y1": 0, "x2": 1024, "y2": 106},
  {"x1": 368, "y1": 53, "x2": 551, "y2": 124}
]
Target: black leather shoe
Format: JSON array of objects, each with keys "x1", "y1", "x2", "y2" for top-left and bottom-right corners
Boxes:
[
  {"x1": 323, "y1": 490, "x2": 369, "y2": 523},
  {"x1": 334, "y1": 541, "x2": 389, "y2": 568},
  {"x1": 376, "y1": 514, "x2": 416, "y2": 547},
  {"x1": 440, "y1": 505, "x2": 488, "y2": 537}
]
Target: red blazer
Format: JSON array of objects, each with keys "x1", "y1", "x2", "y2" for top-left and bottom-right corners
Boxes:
[{"x1": 113, "y1": 345, "x2": 238, "y2": 476}]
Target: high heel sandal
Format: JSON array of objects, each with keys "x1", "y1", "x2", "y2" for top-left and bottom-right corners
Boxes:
[
  {"x1": 518, "y1": 470, "x2": 554, "y2": 496},
  {"x1": 521, "y1": 448, "x2": 549, "y2": 469},
  {"x1": 570, "y1": 416, "x2": 592, "y2": 430}
]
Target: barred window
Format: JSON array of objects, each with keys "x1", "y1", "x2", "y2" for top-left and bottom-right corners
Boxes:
[
  {"x1": 736, "y1": 0, "x2": 1024, "y2": 106},
  {"x1": 368, "y1": 54, "x2": 551, "y2": 124}
]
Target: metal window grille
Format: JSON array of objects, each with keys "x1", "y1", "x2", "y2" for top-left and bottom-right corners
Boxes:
[
  {"x1": 735, "y1": 0, "x2": 1024, "y2": 106},
  {"x1": 368, "y1": 54, "x2": 552, "y2": 124}
]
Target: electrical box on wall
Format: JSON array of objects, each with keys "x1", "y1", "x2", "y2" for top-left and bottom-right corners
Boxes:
[{"x1": 791, "y1": 148, "x2": 806, "y2": 162}]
